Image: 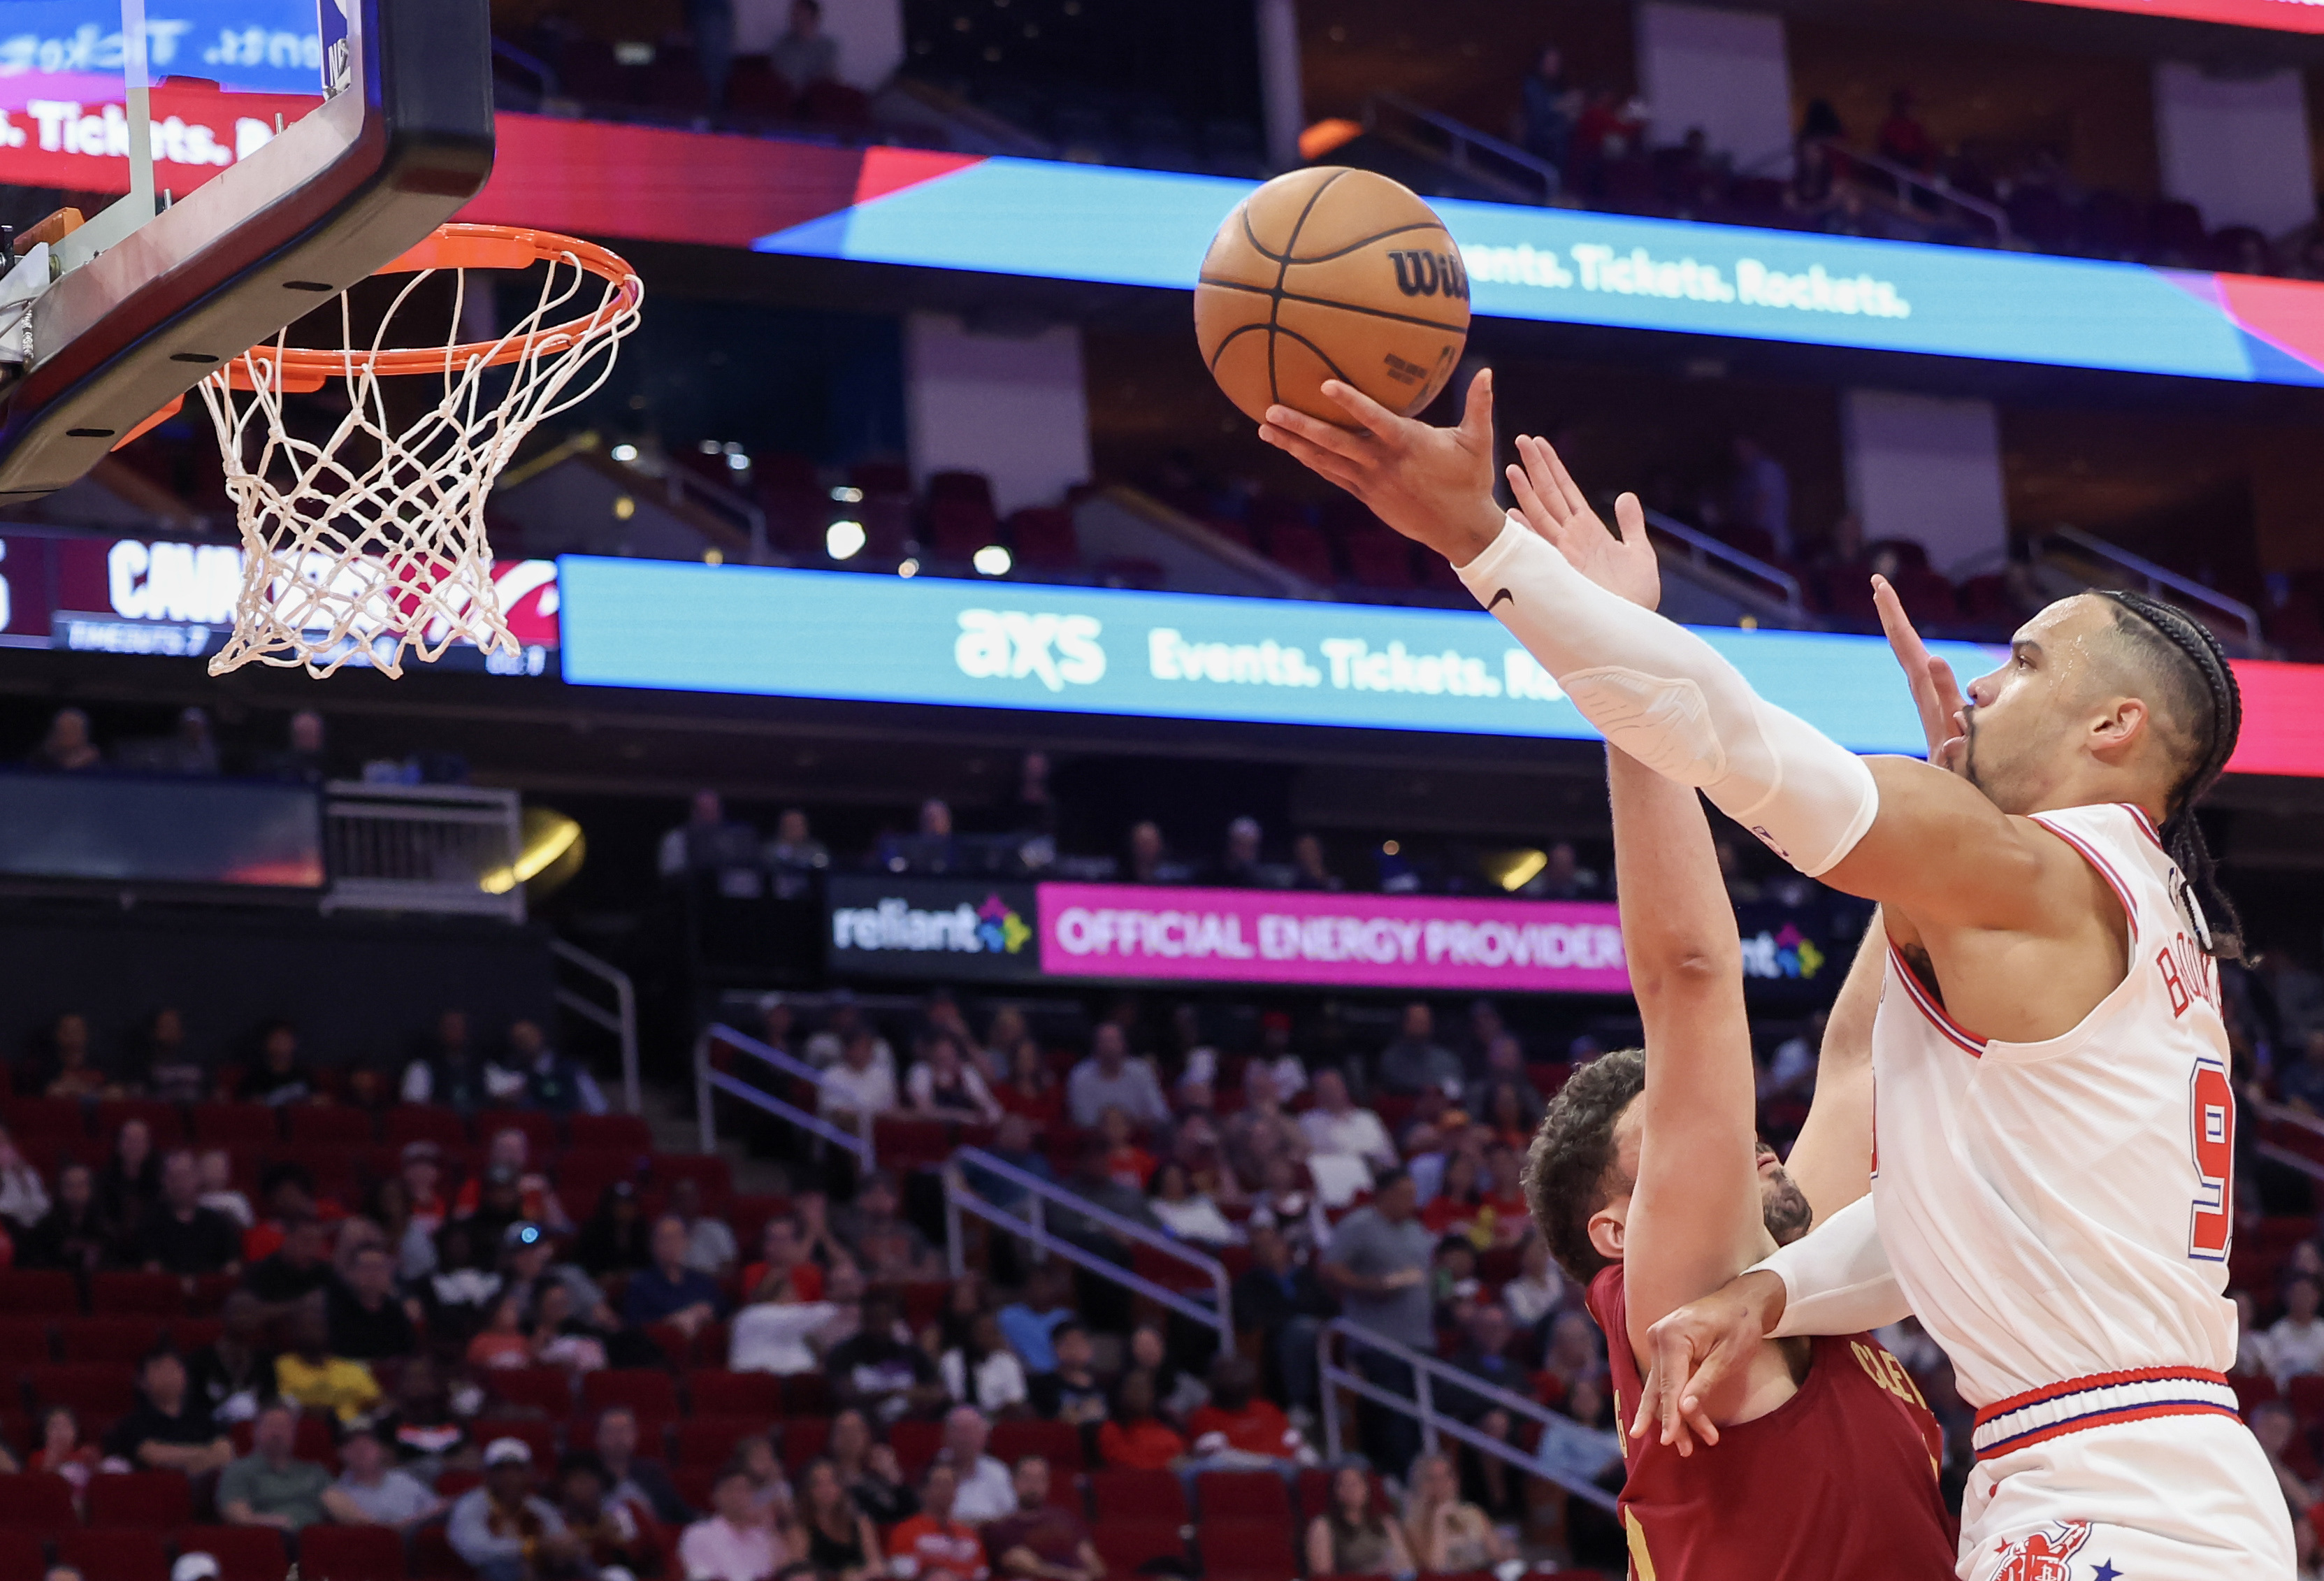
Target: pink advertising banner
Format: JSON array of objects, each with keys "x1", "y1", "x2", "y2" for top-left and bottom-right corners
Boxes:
[{"x1": 1036, "y1": 883, "x2": 1630, "y2": 994}]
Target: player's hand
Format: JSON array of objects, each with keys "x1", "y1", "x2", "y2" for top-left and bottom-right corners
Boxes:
[
  {"x1": 1505, "y1": 434, "x2": 1659, "y2": 611},
  {"x1": 1258, "y1": 369, "x2": 1506, "y2": 565},
  {"x1": 1629, "y1": 1271, "x2": 1784, "y2": 1455},
  {"x1": 1872, "y1": 575, "x2": 1968, "y2": 770}
]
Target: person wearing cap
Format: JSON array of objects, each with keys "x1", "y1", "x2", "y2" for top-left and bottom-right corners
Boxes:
[
  {"x1": 401, "y1": 1139, "x2": 450, "y2": 1239},
  {"x1": 451, "y1": 1436, "x2": 582, "y2": 1581},
  {"x1": 503, "y1": 1220, "x2": 623, "y2": 1332},
  {"x1": 218, "y1": 1401, "x2": 363, "y2": 1531},
  {"x1": 333, "y1": 1419, "x2": 442, "y2": 1530},
  {"x1": 104, "y1": 1345, "x2": 233, "y2": 1474},
  {"x1": 454, "y1": 1129, "x2": 572, "y2": 1233},
  {"x1": 329, "y1": 1243, "x2": 418, "y2": 1362},
  {"x1": 168, "y1": 1555, "x2": 213, "y2": 1581}
]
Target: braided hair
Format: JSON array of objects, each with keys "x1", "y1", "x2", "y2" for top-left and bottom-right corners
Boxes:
[{"x1": 2093, "y1": 589, "x2": 2243, "y2": 960}]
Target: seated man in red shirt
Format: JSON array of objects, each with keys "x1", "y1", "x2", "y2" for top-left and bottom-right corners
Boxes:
[
  {"x1": 983, "y1": 1458, "x2": 1102, "y2": 1581},
  {"x1": 737, "y1": 1216, "x2": 824, "y2": 1306},
  {"x1": 1185, "y1": 1357, "x2": 1303, "y2": 1464},
  {"x1": 890, "y1": 1461, "x2": 988, "y2": 1581}
]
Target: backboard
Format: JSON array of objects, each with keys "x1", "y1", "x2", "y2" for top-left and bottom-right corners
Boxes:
[{"x1": 0, "y1": 0, "x2": 494, "y2": 501}]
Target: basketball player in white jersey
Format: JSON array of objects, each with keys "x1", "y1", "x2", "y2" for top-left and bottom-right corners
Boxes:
[{"x1": 1255, "y1": 371, "x2": 2292, "y2": 1578}]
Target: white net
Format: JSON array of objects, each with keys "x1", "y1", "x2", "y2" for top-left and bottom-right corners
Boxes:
[{"x1": 198, "y1": 233, "x2": 642, "y2": 678}]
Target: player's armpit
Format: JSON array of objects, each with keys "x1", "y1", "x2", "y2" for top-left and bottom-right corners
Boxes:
[{"x1": 1819, "y1": 756, "x2": 2073, "y2": 932}]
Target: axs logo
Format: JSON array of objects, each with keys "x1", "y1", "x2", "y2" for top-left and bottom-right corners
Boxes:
[{"x1": 954, "y1": 609, "x2": 1106, "y2": 693}]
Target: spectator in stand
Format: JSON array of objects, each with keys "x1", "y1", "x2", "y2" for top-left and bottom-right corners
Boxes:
[
  {"x1": 829, "y1": 1287, "x2": 945, "y2": 1422},
  {"x1": 739, "y1": 1215, "x2": 825, "y2": 1305},
  {"x1": 275, "y1": 1292, "x2": 382, "y2": 1422},
  {"x1": 105, "y1": 1345, "x2": 233, "y2": 1474},
  {"x1": 728, "y1": 1434, "x2": 793, "y2": 1522},
  {"x1": 1291, "y1": 833, "x2": 1343, "y2": 892},
  {"x1": 575, "y1": 1180, "x2": 651, "y2": 1278},
  {"x1": 983, "y1": 1457, "x2": 1100, "y2": 1581},
  {"x1": 1538, "y1": 1310, "x2": 1604, "y2": 1409},
  {"x1": 137, "y1": 1148, "x2": 243, "y2": 1278},
  {"x1": 1233, "y1": 1222, "x2": 1334, "y2": 1410},
  {"x1": 500, "y1": 1020, "x2": 607, "y2": 1116},
  {"x1": 1761, "y1": 1009, "x2": 1825, "y2": 1103},
  {"x1": 186, "y1": 1290, "x2": 273, "y2": 1423},
  {"x1": 821, "y1": 1027, "x2": 901, "y2": 1130},
  {"x1": 528, "y1": 1280, "x2": 610, "y2": 1374},
  {"x1": 796, "y1": 1458, "x2": 883, "y2": 1581},
  {"x1": 1875, "y1": 88, "x2": 1937, "y2": 172},
  {"x1": 596, "y1": 1404, "x2": 693, "y2": 1526},
  {"x1": 2249, "y1": 1399, "x2": 2320, "y2": 1513},
  {"x1": 1441, "y1": 1305, "x2": 1527, "y2": 1520},
  {"x1": 1147, "y1": 1159, "x2": 1239, "y2": 1246},
  {"x1": 2272, "y1": 1276, "x2": 2324, "y2": 1386},
  {"x1": 246, "y1": 1019, "x2": 317, "y2": 1106},
  {"x1": 666, "y1": 1176, "x2": 738, "y2": 1280},
  {"x1": 141, "y1": 1006, "x2": 208, "y2": 1103},
  {"x1": 1067, "y1": 1024, "x2": 1169, "y2": 1129},
  {"x1": 246, "y1": 1213, "x2": 335, "y2": 1307},
  {"x1": 1399, "y1": 1452, "x2": 1511, "y2": 1572},
  {"x1": 1320, "y1": 1168, "x2": 1431, "y2": 1474},
  {"x1": 1095, "y1": 1105, "x2": 1155, "y2": 1191},
  {"x1": 932, "y1": 1409, "x2": 1016, "y2": 1524},
  {"x1": 403, "y1": 1009, "x2": 489, "y2": 1112},
  {"x1": 1527, "y1": 842, "x2": 1598, "y2": 900},
  {"x1": 658, "y1": 789, "x2": 762, "y2": 880},
  {"x1": 770, "y1": 0, "x2": 839, "y2": 93},
  {"x1": 807, "y1": 999, "x2": 895, "y2": 1075},
  {"x1": 1306, "y1": 1464, "x2": 1413, "y2": 1578},
  {"x1": 155, "y1": 706, "x2": 222, "y2": 775},
  {"x1": 0, "y1": 1126, "x2": 48, "y2": 1231},
  {"x1": 1125, "y1": 821, "x2": 1190, "y2": 885},
  {"x1": 1027, "y1": 1322, "x2": 1108, "y2": 1426},
  {"x1": 767, "y1": 809, "x2": 830, "y2": 873},
  {"x1": 2233, "y1": 1291, "x2": 2276, "y2": 1383},
  {"x1": 563, "y1": 1452, "x2": 667, "y2": 1576},
  {"x1": 1218, "y1": 816, "x2": 1266, "y2": 886},
  {"x1": 690, "y1": 0, "x2": 735, "y2": 108},
  {"x1": 198, "y1": 1151, "x2": 254, "y2": 1230},
  {"x1": 28, "y1": 1406, "x2": 89, "y2": 1505},
  {"x1": 19, "y1": 1161, "x2": 111, "y2": 1273},
  {"x1": 1729, "y1": 436, "x2": 1793, "y2": 559},
  {"x1": 910, "y1": 1032, "x2": 1004, "y2": 1123},
  {"x1": 1476, "y1": 1145, "x2": 1529, "y2": 1246},
  {"x1": 679, "y1": 1462, "x2": 787, "y2": 1581},
  {"x1": 1221, "y1": 1065, "x2": 1310, "y2": 1181},
  {"x1": 835, "y1": 1169, "x2": 941, "y2": 1280},
  {"x1": 2279, "y1": 1030, "x2": 2324, "y2": 1115},
  {"x1": 1097, "y1": 1370, "x2": 1185, "y2": 1471},
  {"x1": 1501, "y1": 1235, "x2": 1564, "y2": 1333},
  {"x1": 42, "y1": 1012, "x2": 114, "y2": 1100},
  {"x1": 941, "y1": 1311, "x2": 1029, "y2": 1416},
  {"x1": 1300, "y1": 1070, "x2": 1399, "y2": 1191},
  {"x1": 1187, "y1": 1355, "x2": 1301, "y2": 1463},
  {"x1": 886, "y1": 798, "x2": 960, "y2": 876},
  {"x1": 1378, "y1": 1003, "x2": 1462, "y2": 1097},
  {"x1": 449, "y1": 1438, "x2": 579, "y2": 1581},
  {"x1": 329, "y1": 1242, "x2": 417, "y2": 1360},
  {"x1": 96, "y1": 1116, "x2": 161, "y2": 1227},
  {"x1": 997, "y1": 1262, "x2": 1076, "y2": 1378},
  {"x1": 1518, "y1": 45, "x2": 1578, "y2": 171},
  {"x1": 827, "y1": 1408, "x2": 917, "y2": 1525},
  {"x1": 456, "y1": 1129, "x2": 572, "y2": 1232},
  {"x1": 1421, "y1": 1152, "x2": 1485, "y2": 1239},
  {"x1": 891, "y1": 1461, "x2": 988, "y2": 1581},
  {"x1": 624, "y1": 1214, "x2": 726, "y2": 1336},
  {"x1": 29, "y1": 707, "x2": 101, "y2": 771},
  {"x1": 257, "y1": 709, "x2": 332, "y2": 785},
  {"x1": 993, "y1": 1041, "x2": 1063, "y2": 1131},
  {"x1": 219, "y1": 1401, "x2": 363, "y2": 1531},
  {"x1": 965, "y1": 1113, "x2": 1056, "y2": 1218},
  {"x1": 1462, "y1": 1034, "x2": 1542, "y2": 1122}
]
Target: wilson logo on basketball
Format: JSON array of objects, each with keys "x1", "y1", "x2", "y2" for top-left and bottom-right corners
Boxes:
[{"x1": 1387, "y1": 249, "x2": 1471, "y2": 302}]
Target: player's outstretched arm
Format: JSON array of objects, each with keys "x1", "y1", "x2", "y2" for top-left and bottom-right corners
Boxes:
[{"x1": 1780, "y1": 910, "x2": 1884, "y2": 1228}]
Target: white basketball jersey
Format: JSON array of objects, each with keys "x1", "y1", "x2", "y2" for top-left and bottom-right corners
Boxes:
[{"x1": 1868, "y1": 801, "x2": 2239, "y2": 1410}]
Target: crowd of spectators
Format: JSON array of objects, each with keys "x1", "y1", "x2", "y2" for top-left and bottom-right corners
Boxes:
[{"x1": 20, "y1": 706, "x2": 467, "y2": 790}]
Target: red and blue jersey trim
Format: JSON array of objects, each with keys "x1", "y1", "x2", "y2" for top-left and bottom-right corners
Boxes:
[
  {"x1": 1970, "y1": 1366, "x2": 2239, "y2": 1461},
  {"x1": 2027, "y1": 813, "x2": 2139, "y2": 930},
  {"x1": 1887, "y1": 944, "x2": 1985, "y2": 1057}
]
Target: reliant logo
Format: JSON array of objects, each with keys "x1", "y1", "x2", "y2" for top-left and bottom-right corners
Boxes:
[
  {"x1": 1740, "y1": 924, "x2": 1824, "y2": 981},
  {"x1": 954, "y1": 609, "x2": 1105, "y2": 693},
  {"x1": 832, "y1": 893, "x2": 1032, "y2": 956}
]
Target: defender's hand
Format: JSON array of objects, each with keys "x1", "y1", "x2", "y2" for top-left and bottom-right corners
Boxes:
[
  {"x1": 1872, "y1": 575, "x2": 1968, "y2": 770},
  {"x1": 1505, "y1": 433, "x2": 1659, "y2": 612},
  {"x1": 1629, "y1": 1270, "x2": 1786, "y2": 1456},
  {"x1": 1258, "y1": 369, "x2": 1506, "y2": 565}
]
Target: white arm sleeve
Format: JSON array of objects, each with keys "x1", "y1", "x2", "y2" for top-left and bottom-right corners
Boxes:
[
  {"x1": 1749, "y1": 1194, "x2": 1913, "y2": 1336},
  {"x1": 1457, "y1": 519, "x2": 1880, "y2": 876}
]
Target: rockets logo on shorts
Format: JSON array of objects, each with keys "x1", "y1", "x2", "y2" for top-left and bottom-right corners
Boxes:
[{"x1": 1990, "y1": 1522, "x2": 2091, "y2": 1581}]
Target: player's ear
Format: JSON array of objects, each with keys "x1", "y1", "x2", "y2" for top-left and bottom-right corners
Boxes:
[
  {"x1": 1587, "y1": 1199, "x2": 1627, "y2": 1263},
  {"x1": 2088, "y1": 693, "x2": 2148, "y2": 759}
]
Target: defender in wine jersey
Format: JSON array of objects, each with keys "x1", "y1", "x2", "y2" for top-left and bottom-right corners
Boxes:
[
  {"x1": 1517, "y1": 466, "x2": 1953, "y2": 1581},
  {"x1": 1248, "y1": 375, "x2": 2293, "y2": 1575}
]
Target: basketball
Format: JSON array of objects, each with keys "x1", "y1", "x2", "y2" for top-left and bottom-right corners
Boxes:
[{"x1": 1195, "y1": 166, "x2": 1471, "y2": 426}]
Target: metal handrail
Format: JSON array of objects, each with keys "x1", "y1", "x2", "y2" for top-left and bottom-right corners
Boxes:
[
  {"x1": 1632, "y1": 503, "x2": 1810, "y2": 619},
  {"x1": 942, "y1": 1146, "x2": 1233, "y2": 1348},
  {"x1": 2251, "y1": 1096, "x2": 2324, "y2": 1183},
  {"x1": 491, "y1": 36, "x2": 558, "y2": 101},
  {"x1": 1362, "y1": 92, "x2": 1562, "y2": 207},
  {"x1": 2037, "y1": 526, "x2": 2266, "y2": 653},
  {"x1": 694, "y1": 1025, "x2": 872, "y2": 1166},
  {"x1": 549, "y1": 939, "x2": 640, "y2": 1116},
  {"x1": 1809, "y1": 137, "x2": 2010, "y2": 245},
  {"x1": 1318, "y1": 1318, "x2": 1619, "y2": 1511}
]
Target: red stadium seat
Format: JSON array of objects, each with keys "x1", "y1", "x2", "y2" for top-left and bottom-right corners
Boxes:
[
  {"x1": 1296, "y1": 1468, "x2": 1386, "y2": 1522},
  {"x1": 28, "y1": 1364, "x2": 138, "y2": 1418},
  {"x1": 87, "y1": 1470, "x2": 193, "y2": 1529},
  {"x1": 1197, "y1": 1471, "x2": 1291, "y2": 1522},
  {"x1": 1089, "y1": 1468, "x2": 1183, "y2": 1523},
  {"x1": 556, "y1": 1151, "x2": 644, "y2": 1214},
  {"x1": 228, "y1": 1413, "x2": 337, "y2": 1468},
  {"x1": 0, "y1": 1531, "x2": 45, "y2": 1581},
  {"x1": 649, "y1": 1154, "x2": 732, "y2": 1203},
  {"x1": 890, "y1": 1418, "x2": 943, "y2": 1478},
  {"x1": 1196, "y1": 1521, "x2": 1298, "y2": 1581},
  {"x1": 0, "y1": 1318, "x2": 55, "y2": 1369},
  {"x1": 684, "y1": 1371, "x2": 782, "y2": 1419},
  {"x1": 0, "y1": 1271, "x2": 78, "y2": 1315},
  {"x1": 779, "y1": 1417, "x2": 830, "y2": 1472},
  {"x1": 484, "y1": 1366, "x2": 575, "y2": 1418},
  {"x1": 671, "y1": 1464, "x2": 721, "y2": 1513},
  {"x1": 59, "y1": 1315, "x2": 167, "y2": 1365},
  {"x1": 172, "y1": 1526, "x2": 289, "y2": 1581},
  {"x1": 2287, "y1": 1373, "x2": 2324, "y2": 1427},
  {"x1": 91, "y1": 1271, "x2": 187, "y2": 1318},
  {"x1": 582, "y1": 1370, "x2": 677, "y2": 1420},
  {"x1": 409, "y1": 1522, "x2": 475, "y2": 1581},
  {"x1": 1095, "y1": 1523, "x2": 1186, "y2": 1575},
  {"x1": 56, "y1": 1531, "x2": 169, "y2": 1581},
  {"x1": 95, "y1": 1101, "x2": 189, "y2": 1146},
  {"x1": 568, "y1": 1114, "x2": 653, "y2": 1153},
  {"x1": 0, "y1": 1473, "x2": 79, "y2": 1532},
  {"x1": 187, "y1": 1104, "x2": 279, "y2": 1148},
  {"x1": 782, "y1": 1374, "x2": 832, "y2": 1416},
  {"x1": 675, "y1": 1417, "x2": 764, "y2": 1468},
  {"x1": 298, "y1": 1523, "x2": 410, "y2": 1581},
  {"x1": 2, "y1": 1097, "x2": 89, "y2": 1140},
  {"x1": 475, "y1": 1111, "x2": 558, "y2": 1157},
  {"x1": 284, "y1": 1106, "x2": 378, "y2": 1146},
  {"x1": 384, "y1": 1106, "x2": 470, "y2": 1150},
  {"x1": 992, "y1": 1419, "x2": 1083, "y2": 1473}
]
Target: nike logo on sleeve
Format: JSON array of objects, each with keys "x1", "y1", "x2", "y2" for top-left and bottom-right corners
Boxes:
[{"x1": 1488, "y1": 588, "x2": 1514, "y2": 611}]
